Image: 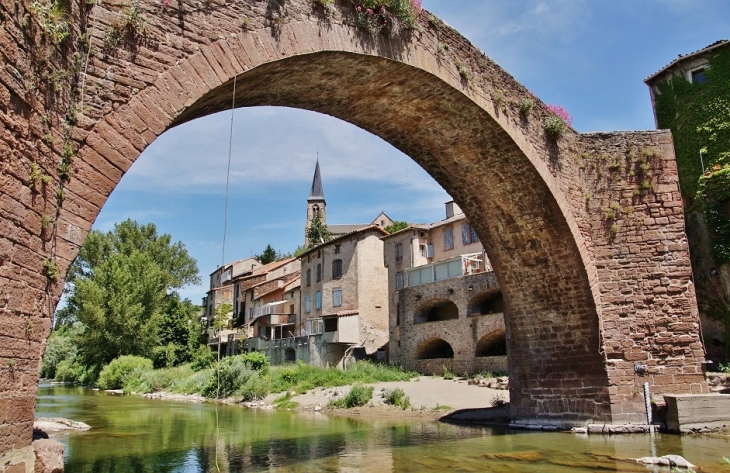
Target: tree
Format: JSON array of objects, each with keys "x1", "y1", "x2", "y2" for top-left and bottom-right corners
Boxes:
[
  {"x1": 384, "y1": 220, "x2": 409, "y2": 234},
  {"x1": 254, "y1": 244, "x2": 278, "y2": 264},
  {"x1": 306, "y1": 214, "x2": 331, "y2": 249},
  {"x1": 63, "y1": 220, "x2": 201, "y2": 370},
  {"x1": 153, "y1": 295, "x2": 202, "y2": 368}
]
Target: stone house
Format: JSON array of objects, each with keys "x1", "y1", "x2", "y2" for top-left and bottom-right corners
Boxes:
[
  {"x1": 383, "y1": 202, "x2": 506, "y2": 375},
  {"x1": 645, "y1": 39, "x2": 730, "y2": 360},
  {"x1": 202, "y1": 257, "x2": 260, "y2": 327},
  {"x1": 297, "y1": 225, "x2": 390, "y2": 367}
]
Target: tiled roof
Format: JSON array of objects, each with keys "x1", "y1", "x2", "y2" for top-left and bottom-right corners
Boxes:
[
  {"x1": 645, "y1": 40, "x2": 729, "y2": 84},
  {"x1": 299, "y1": 225, "x2": 389, "y2": 258}
]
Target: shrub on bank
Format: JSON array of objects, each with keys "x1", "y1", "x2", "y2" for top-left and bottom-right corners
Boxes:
[
  {"x1": 97, "y1": 356, "x2": 154, "y2": 390},
  {"x1": 383, "y1": 387, "x2": 410, "y2": 409},
  {"x1": 269, "y1": 361, "x2": 417, "y2": 394},
  {"x1": 330, "y1": 384, "x2": 373, "y2": 408},
  {"x1": 201, "y1": 354, "x2": 271, "y2": 399}
]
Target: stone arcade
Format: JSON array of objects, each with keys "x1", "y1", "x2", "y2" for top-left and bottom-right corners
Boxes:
[{"x1": 0, "y1": 0, "x2": 707, "y2": 468}]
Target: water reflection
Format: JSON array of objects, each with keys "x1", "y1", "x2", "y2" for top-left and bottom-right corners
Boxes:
[{"x1": 35, "y1": 384, "x2": 730, "y2": 472}]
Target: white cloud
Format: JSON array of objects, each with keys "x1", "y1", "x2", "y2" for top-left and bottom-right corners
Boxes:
[{"x1": 122, "y1": 107, "x2": 444, "y2": 199}]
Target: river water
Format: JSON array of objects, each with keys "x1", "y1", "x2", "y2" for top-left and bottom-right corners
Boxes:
[{"x1": 35, "y1": 384, "x2": 730, "y2": 472}]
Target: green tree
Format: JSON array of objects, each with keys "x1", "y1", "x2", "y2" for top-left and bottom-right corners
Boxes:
[
  {"x1": 63, "y1": 220, "x2": 201, "y2": 371},
  {"x1": 255, "y1": 244, "x2": 278, "y2": 264},
  {"x1": 153, "y1": 295, "x2": 202, "y2": 368},
  {"x1": 384, "y1": 220, "x2": 409, "y2": 234},
  {"x1": 306, "y1": 214, "x2": 331, "y2": 249}
]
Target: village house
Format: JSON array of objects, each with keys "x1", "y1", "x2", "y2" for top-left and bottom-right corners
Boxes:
[
  {"x1": 383, "y1": 201, "x2": 507, "y2": 375},
  {"x1": 202, "y1": 257, "x2": 260, "y2": 326},
  {"x1": 298, "y1": 225, "x2": 391, "y2": 366}
]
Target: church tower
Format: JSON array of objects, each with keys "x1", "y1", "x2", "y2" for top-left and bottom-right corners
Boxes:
[{"x1": 305, "y1": 159, "x2": 326, "y2": 245}]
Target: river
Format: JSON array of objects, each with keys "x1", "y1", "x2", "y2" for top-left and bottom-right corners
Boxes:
[{"x1": 35, "y1": 384, "x2": 730, "y2": 472}]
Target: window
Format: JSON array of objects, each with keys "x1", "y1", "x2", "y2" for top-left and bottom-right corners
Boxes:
[
  {"x1": 324, "y1": 317, "x2": 338, "y2": 332},
  {"x1": 315, "y1": 291, "x2": 322, "y2": 310},
  {"x1": 692, "y1": 68, "x2": 706, "y2": 84},
  {"x1": 395, "y1": 242, "x2": 403, "y2": 261},
  {"x1": 335, "y1": 244, "x2": 341, "y2": 254},
  {"x1": 419, "y1": 245, "x2": 426, "y2": 257},
  {"x1": 396, "y1": 303, "x2": 400, "y2": 326},
  {"x1": 396, "y1": 271, "x2": 403, "y2": 290},
  {"x1": 306, "y1": 269, "x2": 311, "y2": 287},
  {"x1": 305, "y1": 295, "x2": 311, "y2": 313},
  {"x1": 316, "y1": 264, "x2": 322, "y2": 282},
  {"x1": 444, "y1": 227, "x2": 454, "y2": 250},
  {"x1": 461, "y1": 222, "x2": 479, "y2": 245},
  {"x1": 249, "y1": 307, "x2": 253, "y2": 319},
  {"x1": 333, "y1": 288, "x2": 342, "y2": 307},
  {"x1": 332, "y1": 259, "x2": 343, "y2": 279}
]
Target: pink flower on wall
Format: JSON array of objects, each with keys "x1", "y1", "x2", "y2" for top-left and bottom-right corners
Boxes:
[
  {"x1": 547, "y1": 104, "x2": 573, "y2": 127},
  {"x1": 410, "y1": 0, "x2": 422, "y2": 11}
]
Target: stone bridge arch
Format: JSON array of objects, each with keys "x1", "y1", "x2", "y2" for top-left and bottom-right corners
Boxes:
[{"x1": 0, "y1": 0, "x2": 708, "y2": 460}]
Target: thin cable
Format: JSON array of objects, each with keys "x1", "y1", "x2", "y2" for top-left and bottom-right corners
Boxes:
[
  {"x1": 215, "y1": 74, "x2": 236, "y2": 473},
  {"x1": 221, "y1": 74, "x2": 237, "y2": 268}
]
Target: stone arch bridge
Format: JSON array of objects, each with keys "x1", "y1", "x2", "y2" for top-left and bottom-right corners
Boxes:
[{"x1": 0, "y1": 0, "x2": 707, "y2": 463}]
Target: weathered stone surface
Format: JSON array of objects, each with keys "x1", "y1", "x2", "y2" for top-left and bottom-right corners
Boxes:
[
  {"x1": 665, "y1": 394, "x2": 730, "y2": 433},
  {"x1": 32, "y1": 439, "x2": 64, "y2": 473},
  {"x1": 0, "y1": 0, "x2": 707, "y2": 457}
]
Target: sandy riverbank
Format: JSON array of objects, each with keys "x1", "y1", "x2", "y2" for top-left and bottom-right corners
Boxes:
[{"x1": 261, "y1": 376, "x2": 510, "y2": 422}]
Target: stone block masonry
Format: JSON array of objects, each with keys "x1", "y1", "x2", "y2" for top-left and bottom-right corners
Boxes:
[{"x1": 0, "y1": 0, "x2": 706, "y2": 463}]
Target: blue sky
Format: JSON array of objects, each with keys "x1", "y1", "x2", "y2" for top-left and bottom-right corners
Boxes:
[{"x1": 94, "y1": 0, "x2": 730, "y2": 303}]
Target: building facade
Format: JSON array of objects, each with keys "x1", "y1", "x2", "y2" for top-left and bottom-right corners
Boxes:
[
  {"x1": 384, "y1": 202, "x2": 507, "y2": 375},
  {"x1": 645, "y1": 39, "x2": 730, "y2": 361}
]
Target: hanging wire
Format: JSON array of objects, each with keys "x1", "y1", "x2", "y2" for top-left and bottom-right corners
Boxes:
[{"x1": 214, "y1": 73, "x2": 237, "y2": 473}]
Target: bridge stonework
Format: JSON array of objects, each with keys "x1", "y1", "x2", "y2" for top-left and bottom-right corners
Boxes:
[{"x1": 0, "y1": 0, "x2": 707, "y2": 462}]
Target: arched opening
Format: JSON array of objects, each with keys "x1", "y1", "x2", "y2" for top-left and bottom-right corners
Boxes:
[
  {"x1": 476, "y1": 329, "x2": 507, "y2": 357},
  {"x1": 468, "y1": 289, "x2": 504, "y2": 316},
  {"x1": 416, "y1": 338, "x2": 455, "y2": 360},
  {"x1": 284, "y1": 348, "x2": 296, "y2": 363},
  {"x1": 414, "y1": 299, "x2": 459, "y2": 324}
]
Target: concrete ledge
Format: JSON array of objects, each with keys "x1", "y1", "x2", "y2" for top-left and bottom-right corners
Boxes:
[
  {"x1": 508, "y1": 421, "x2": 656, "y2": 434},
  {"x1": 665, "y1": 394, "x2": 730, "y2": 433}
]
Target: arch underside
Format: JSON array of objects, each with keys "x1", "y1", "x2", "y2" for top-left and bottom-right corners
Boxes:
[
  {"x1": 164, "y1": 51, "x2": 609, "y2": 421},
  {"x1": 0, "y1": 1, "x2": 709, "y2": 461}
]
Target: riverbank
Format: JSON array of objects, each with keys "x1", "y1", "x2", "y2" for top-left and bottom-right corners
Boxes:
[{"x1": 137, "y1": 375, "x2": 510, "y2": 422}]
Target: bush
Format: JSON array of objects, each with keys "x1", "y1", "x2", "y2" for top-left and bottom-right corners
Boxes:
[
  {"x1": 41, "y1": 331, "x2": 77, "y2": 379},
  {"x1": 383, "y1": 387, "x2": 410, "y2": 409},
  {"x1": 543, "y1": 115, "x2": 567, "y2": 139},
  {"x1": 331, "y1": 384, "x2": 373, "y2": 408},
  {"x1": 239, "y1": 352, "x2": 270, "y2": 374},
  {"x1": 97, "y1": 355, "x2": 154, "y2": 390},
  {"x1": 202, "y1": 355, "x2": 271, "y2": 399},
  {"x1": 443, "y1": 367, "x2": 454, "y2": 380},
  {"x1": 269, "y1": 360, "x2": 417, "y2": 394},
  {"x1": 55, "y1": 359, "x2": 96, "y2": 385},
  {"x1": 190, "y1": 345, "x2": 216, "y2": 372}
]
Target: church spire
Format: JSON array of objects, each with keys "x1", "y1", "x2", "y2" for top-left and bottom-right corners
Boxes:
[{"x1": 308, "y1": 158, "x2": 325, "y2": 202}]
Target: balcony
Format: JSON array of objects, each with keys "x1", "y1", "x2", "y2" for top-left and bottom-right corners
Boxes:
[{"x1": 406, "y1": 253, "x2": 486, "y2": 288}]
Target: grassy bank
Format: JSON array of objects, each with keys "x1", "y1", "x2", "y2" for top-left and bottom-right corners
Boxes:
[{"x1": 85, "y1": 353, "x2": 418, "y2": 402}]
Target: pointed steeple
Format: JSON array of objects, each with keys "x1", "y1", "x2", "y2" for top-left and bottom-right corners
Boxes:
[{"x1": 308, "y1": 159, "x2": 325, "y2": 202}]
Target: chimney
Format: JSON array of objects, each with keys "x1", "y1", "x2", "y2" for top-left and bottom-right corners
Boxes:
[{"x1": 445, "y1": 201, "x2": 462, "y2": 219}]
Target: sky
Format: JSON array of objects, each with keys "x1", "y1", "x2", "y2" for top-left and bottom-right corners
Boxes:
[{"x1": 93, "y1": 0, "x2": 730, "y2": 303}]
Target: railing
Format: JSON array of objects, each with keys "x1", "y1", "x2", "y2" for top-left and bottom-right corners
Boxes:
[{"x1": 406, "y1": 253, "x2": 486, "y2": 288}]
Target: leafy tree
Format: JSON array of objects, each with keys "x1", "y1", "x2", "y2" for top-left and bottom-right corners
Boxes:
[
  {"x1": 63, "y1": 220, "x2": 201, "y2": 371},
  {"x1": 153, "y1": 295, "x2": 202, "y2": 368},
  {"x1": 292, "y1": 244, "x2": 307, "y2": 257},
  {"x1": 255, "y1": 244, "x2": 278, "y2": 264},
  {"x1": 306, "y1": 214, "x2": 331, "y2": 249},
  {"x1": 73, "y1": 250, "x2": 166, "y2": 369},
  {"x1": 384, "y1": 220, "x2": 409, "y2": 234}
]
